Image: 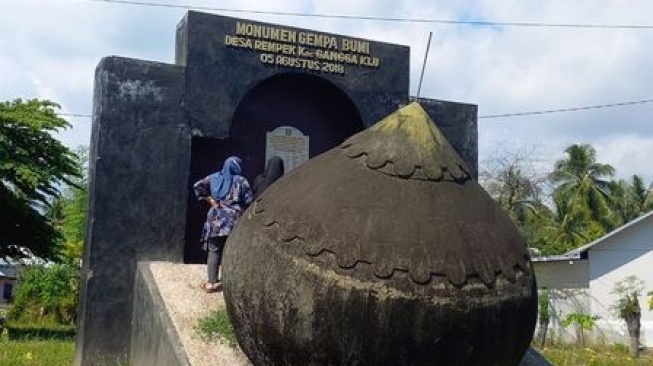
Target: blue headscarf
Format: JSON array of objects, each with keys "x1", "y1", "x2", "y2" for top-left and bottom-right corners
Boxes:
[{"x1": 210, "y1": 156, "x2": 243, "y2": 200}]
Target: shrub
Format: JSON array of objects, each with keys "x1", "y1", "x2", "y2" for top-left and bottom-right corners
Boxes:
[
  {"x1": 560, "y1": 312, "x2": 598, "y2": 347},
  {"x1": 610, "y1": 276, "x2": 644, "y2": 358},
  {"x1": 8, "y1": 263, "x2": 79, "y2": 325}
]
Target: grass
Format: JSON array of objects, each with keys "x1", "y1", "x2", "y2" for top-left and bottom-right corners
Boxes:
[
  {"x1": 0, "y1": 337, "x2": 74, "y2": 366},
  {"x1": 6, "y1": 323, "x2": 76, "y2": 341},
  {"x1": 0, "y1": 320, "x2": 76, "y2": 366},
  {"x1": 4, "y1": 316, "x2": 653, "y2": 366},
  {"x1": 538, "y1": 344, "x2": 653, "y2": 365},
  {"x1": 191, "y1": 310, "x2": 653, "y2": 365},
  {"x1": 195, "y1": 308, "x2": 237, "y2": 347}
]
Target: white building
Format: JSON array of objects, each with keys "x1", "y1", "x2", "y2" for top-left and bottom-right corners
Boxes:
[
  {"x1": 0, "y1": 260, "x2": 18, "y2": 305},
  {"x1": 533, "y1": 211, "x2": 653, "y2": 346}
]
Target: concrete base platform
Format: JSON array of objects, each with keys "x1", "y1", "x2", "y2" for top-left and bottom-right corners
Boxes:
[{"x1": 130, "y1": 261, "x2": 549, "y2": 366}]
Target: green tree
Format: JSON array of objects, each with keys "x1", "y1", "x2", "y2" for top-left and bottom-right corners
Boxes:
[
  {"x1": 6, "y1": 147, "x2": 87, "y2": 326},
  {"x1": 480, "y1": 148, "x2": 552, "y2": 252},
  {"x1": 7, "y1": 145, "x2": 88, "y2": 326},
  {"x1": 481, "y1": 143, "x2": 651, "y2": 256},
  {"x1": 537, "y1": 290, "x2": 551, "y2": 348},
  {"x1": 630, "y1": 175, "x2": 653, "y2": 215},
  {"x1": 542, "y1": 194, "x2": 603, "y2": 254},
  {"x1": 0, "y1": 99, "x2": 80, "y2": 260},
  {"x1": 58, "y1": 146, "x2": 88, "y2": 262},
  {"x1": 611, "y1": 276, "x2": 644, "y2": 358},
  {"x1": 482, "y1": 157, "x2": 542, "y2": 224},
  {"x1": 560, "y1": 312, "x2": 599, "y2": 347},
  {"x1": 8, "y1": 263, "x2": 79, "y2": 324},
  {"x1": 610, "y1": 175, "x2": 653, "y2": 225},
  {"x1": 550, "y1": 144, "x2": 615, "y2": 246}
]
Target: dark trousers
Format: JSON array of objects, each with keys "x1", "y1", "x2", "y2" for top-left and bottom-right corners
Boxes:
[{"x1": 205, "y1": 236, "x2": 227, "y2": 283}]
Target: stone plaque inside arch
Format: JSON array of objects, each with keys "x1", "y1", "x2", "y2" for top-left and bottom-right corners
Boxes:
[{"x1": 265, "y1": 126, "x2": 309, "y2": 172}]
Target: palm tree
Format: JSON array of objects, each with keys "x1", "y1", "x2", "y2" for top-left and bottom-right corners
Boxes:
[
  {"x1": 46, "y1": 196, "x2": 65, "y2": 231},
  {"x1": 550, "y1": 144, "x2": 615, "y2": 235},
  {"x1": 630, "y1": 175, "x2": 653, "y2": 217},
  {"x1": 609, "y1": 179, "x2": 635, "y2": 226},
  {"x1": 608, "y1": 175, "x2": 653, "y2": 226},
  {"x1": 543, "y1": 193, "x2": 592, "y2": 254}
]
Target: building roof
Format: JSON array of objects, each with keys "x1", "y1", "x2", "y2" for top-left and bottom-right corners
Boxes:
[
  {"x1": 0, "y1": 267, "x2": 18, "y2": 279},
  {"x1": 531, "y1": 253, "x2": 581, "y2": 263},
  {"x1": 565, "y1": 210, "x2": 653, "y2": 257},
  {"x1": 0, "y1": 258, "x2": 19, "y2": 279},
  {"x1": 532, "y1": 211, "x2": 653, "y2": 263}
]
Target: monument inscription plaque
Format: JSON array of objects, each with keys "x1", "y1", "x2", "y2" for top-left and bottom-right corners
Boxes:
[
  {"x1": 224, "y1": 21, "x2": 382, "y2": 74},
  {"x1": 265, "y1": 126, "x2": 309, "y2": 172}
]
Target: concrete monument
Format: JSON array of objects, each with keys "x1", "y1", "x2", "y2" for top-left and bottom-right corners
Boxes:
[{"x1": 77, "y1": 11, "x2": 478, "y2": 365}]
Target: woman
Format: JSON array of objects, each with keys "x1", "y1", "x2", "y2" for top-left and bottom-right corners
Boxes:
[
  {"x1": 194, "y1": 156, "x2": 253, "y2": 293},
  {"x1": 252, "y1": 156, "x2": 285, "y2": 200}
]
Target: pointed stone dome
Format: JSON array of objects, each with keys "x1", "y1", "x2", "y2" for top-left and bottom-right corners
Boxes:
[
  {"x1": 241, "y1": 102, "x2": 529, "y2": 288},
  {"x1": 223, "y1": 102, "x2": 537, "y2": 366},
  {"x1": 341, "y1": 102, "x2": 470, "y2": 181}
]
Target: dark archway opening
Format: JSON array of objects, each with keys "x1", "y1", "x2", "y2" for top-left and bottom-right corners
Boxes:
[{"x1": 184, "y1": 73, "x2": 364, "y2": 263}]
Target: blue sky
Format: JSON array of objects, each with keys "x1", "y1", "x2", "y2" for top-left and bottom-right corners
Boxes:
[{"x1": 2, "y1": 0, "x2": 653, "y2": 182}]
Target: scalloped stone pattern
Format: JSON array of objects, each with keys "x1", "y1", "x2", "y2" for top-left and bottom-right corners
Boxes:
[
  {"x1": 222, "y1": 102, "x2": 537, "y2": 366},
  {"x1": 252, "y1": 197, "x2": 532, "y2": 289},
  {"x1": 341, "y1": 102, "x2": 471, "y2": 182}
]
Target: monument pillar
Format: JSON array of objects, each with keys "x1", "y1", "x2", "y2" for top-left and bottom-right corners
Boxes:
[
  {"x1": 75, "y1": 57, "x2": 188, "y2": 365},
  {"x1": 419, "y1": 98, "x2": 478, "y2": 180}
]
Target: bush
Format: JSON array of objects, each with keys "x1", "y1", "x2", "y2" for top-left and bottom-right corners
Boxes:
[
  {"x1": 611, "y1": 276, "x2": 644, "y2": 358},
  {"x1": 611, "y1": 276, "x2": 644, "y2": 318},
  {"x1": 560, "y1": 312, "x2": 599, "y2": 347},
  {"x1": 9, "y1": 263, "x2": 79, "y2": 325}
]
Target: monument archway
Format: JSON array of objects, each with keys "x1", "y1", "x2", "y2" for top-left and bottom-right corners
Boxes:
[
  {"x1": 230, "y1": 72, "x2": 364, "y2": 179},
  {"x1": 184, "y1": 73, "x2": 364, "y2": 263}
]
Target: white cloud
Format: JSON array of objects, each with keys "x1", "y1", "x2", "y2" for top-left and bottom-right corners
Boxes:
[
  {"x1": 596, "y1": 135, "x2": 653, "y2": 182},
  {"x1": 1, "y1": 0, "x2": 652, "y2": 182},
  {"x1": 0, "y1": 55, "x2": 36, "y2": 100}
]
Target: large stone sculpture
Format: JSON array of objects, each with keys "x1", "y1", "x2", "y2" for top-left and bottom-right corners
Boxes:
[{"x1": 223, "y1": 102, "x2": 537, "y2": 365}]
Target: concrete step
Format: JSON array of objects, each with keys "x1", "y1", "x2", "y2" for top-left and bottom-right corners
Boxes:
[{"x1": 131, "y1": 261, "x2": 250, "y2": 366}]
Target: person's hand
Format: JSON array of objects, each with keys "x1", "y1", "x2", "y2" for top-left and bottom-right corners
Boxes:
[{"x1": 207, "y1": 197, "x2": 220, "y2": 208}]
